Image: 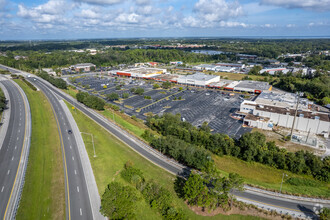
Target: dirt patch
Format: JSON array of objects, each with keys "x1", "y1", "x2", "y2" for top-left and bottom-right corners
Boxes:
[{"x1": 188, "y1": 203, "x2": 290, "y2": 220}]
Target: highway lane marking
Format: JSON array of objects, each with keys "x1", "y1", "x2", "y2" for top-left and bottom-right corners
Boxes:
[
  {"x1": 77, "y1": 186, "x2": 79, "y2": 192},
  {"x1": 74, "y1": 170, "x2": 77, "y2": 175},
  {"x1": 11, "y1": 156, "x2": 14, "y2": 161},
  {"x1": 70, "y1": 145, "x2": 72, "y2": 149},
  {"x1": 15, "y1": 146, "x2": 17, "y2": 150},
  {"x1": 72, "y1": 156, "x2": 74, "y2": 161},
  {"x1": 41, "y1": 86, "x2": 72, "y2": 220},
  {"x1": 80, "y1": 208, "x2": 82, "y2": 216},
  {"x1": 4, "y1": 80, "x2": 29, "y2": 220},
  {"x1": 7, "y1": 170, "x2": 10, "y2": 175},
  {"x1": 18, "y1": 129, "x2": 20, "y2": 133},
  {"x1": 17, "y1": 137, "x2": 19, "y2": 140},
  {"x1": 1, "y1": 186, "x2": 4, "y2": 192}
]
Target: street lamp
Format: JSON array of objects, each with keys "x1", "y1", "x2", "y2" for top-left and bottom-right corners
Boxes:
[
  {"x1": 280, "y1": 173, "x2": 288, "y2": 194},
  {"x1": 81, "y1": 132, "x2": 96, "y2": 157}
]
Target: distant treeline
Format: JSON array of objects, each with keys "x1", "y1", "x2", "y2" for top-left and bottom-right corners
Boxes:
[
  {"x1": 39, "y1": 72, "x2": 67, "y2": 89},
  {"x1": 143, "y1": 113, "x2": 329, "y2": 182}
]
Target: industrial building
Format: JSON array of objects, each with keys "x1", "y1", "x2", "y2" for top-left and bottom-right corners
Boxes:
[
  {"x1": 222, "y1": 81, "x2": 272, "y2": 94},
  {"x1": 70, "y1": 63, "x2": 96, "y2": 72},
  {"x1": 177, "y1": 72, "x2": 220, "y2": 86},
  {"x1": 215, "y1": 66, "x2": 235, "y2": 72},
  {"x1": 116, "y1": 67, "x2": 166, "y2": 78},
  {"x1": 260, "y1": 68, "x2": 290, "y2": 75},
  {"x1": 239, "y1": 91, "x2": 330, "y2": 135},
  {"x1": 194, "y1": 64, "x2": 217, "y2": 71},
  {"x1": 216, "y1": 63, "x2": 245, "y2": 69}
]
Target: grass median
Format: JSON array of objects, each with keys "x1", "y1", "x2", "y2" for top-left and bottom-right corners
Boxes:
[
  {"x1": 15, "y1": 79, "x2": 65, "y2": 220},
  {"x1": 66, "y1": 101, "x2": 260, "y2": 220}
]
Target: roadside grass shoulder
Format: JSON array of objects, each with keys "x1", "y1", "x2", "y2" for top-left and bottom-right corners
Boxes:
[
  {"x1": 213, "y1": 155, "x2": 330, "y2": 198},
  {"x1": 15, "y1": 79, "x2": 65, "y2": 219},
  {"x1": 66, "y1": 101, "x2": 259, "y2": 220}
]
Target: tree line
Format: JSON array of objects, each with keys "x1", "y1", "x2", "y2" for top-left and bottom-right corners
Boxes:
[
  {"x1": 144, "y1": 113, "x2": 329, "y2": 182},
  {"x1": 76, "y1": 91, "x2": 105, "y2": 110},
  {"x1": 38, "y1": 72, "x2": 67, "y2": 89}
]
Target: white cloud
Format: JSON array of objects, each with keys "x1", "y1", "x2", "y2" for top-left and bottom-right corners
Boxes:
[
  {"x1": 261, "y1": 0, "x2": 330, "y2": 11},
  {"x1": 135, "y1": 0, "x2": 150, "y2": 5},
  {"x1": 194, "y1": 0, "x2": 244, "y2": 22},
  {"x1": 286, "y1": 24, "x2": 296, "y2": 27},
  {"x1": 74, "y1": 0, "x2": 123, "y2": 5}
]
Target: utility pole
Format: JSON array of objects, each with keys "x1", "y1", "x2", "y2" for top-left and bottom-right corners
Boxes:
[
  {"x1": 280, "y1": 173, "x2": 287, "y2": 193},
  {"x1": 290, "y1": 92, "x2": 303, "y2": 140},
  {"x1": 81, "y1": 132, "x2": 96, "y2": 157}
]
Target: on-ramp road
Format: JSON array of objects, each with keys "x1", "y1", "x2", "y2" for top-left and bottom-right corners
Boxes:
[
  {"x1": 0, "y1": 79, "x2": 30, "y2": 219},
  {"x1": 31, "y1": 79, "x2": 94, "y2": 220}
]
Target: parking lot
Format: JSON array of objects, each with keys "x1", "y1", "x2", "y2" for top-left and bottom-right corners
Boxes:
[{"x1": 70, "y1": 75, "x2": 252, "y2": 138}]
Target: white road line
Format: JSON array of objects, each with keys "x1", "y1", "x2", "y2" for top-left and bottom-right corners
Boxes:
[
  {"x1": 15, "y1": 146, "x2": 17, "y2": 150},
  {"x1": 77, "y1": 186, "x2": 79, "y2": 192},
  {"x1": 11, "y1": 156, "x2": 14, "y2": 161},
  {"x1": 67, "y1": 137, "x2": 70, "y2": 140},
  {"x1": 80, "y1": 208, "x2": 82, "y2": 216},
  {"x1": 72, "y1": 156, "x2": 74, "y2": 161},
  {"x1": 64, "y1": 122, "x2": 66, "y2": 126},
  {"x1": 17, "y1": 137, "x2": 19, "y2": 140},
  {"x1": 18, "y1": 129, "x2": 20, "y2": 133},
  {"x1": 74, "y1": 170, "x2": 77, "y2": 175},
  {"x1": 70, "y1": 145, "x2": 72, "y2": 149},
  {"x1": 7, "y1": 170, "x2": 10, "y2": 175},
  {"x1": 1, "y1": 186, "x2": 4, "y2": 192}
]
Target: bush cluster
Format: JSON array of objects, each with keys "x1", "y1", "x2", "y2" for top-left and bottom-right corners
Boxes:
[{"x1": 76, "y1": 91, "x2": 105, "y2": 110}]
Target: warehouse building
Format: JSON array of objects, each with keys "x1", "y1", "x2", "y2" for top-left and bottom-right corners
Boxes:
[
  {"x1": 194, "y1": 64, "x2": 217, "y2": 71},
  {"x1": 116, "y1": 67, "x2": 166, "y2": 78},
  {"x1": 177, "y1": 72, "x2": 220, "y2": 86},
  {"x1": 70, "y1": 63, "x2": 96, "y2": 72},
  {"x1": 216, "y1": 62, "x2": 245, "y2": 69},
  {"x1": 260, "y1": 68, "x2": 290, "y2": 75},
  {"x1": 239, "y1": 91, "x2": 330, "y2": 135},
  {"x1": 233, "y1": 81, "x2": 272, "y2": 94},
  {"x1": 215, "y1": 66, "x2": 235, "y2": 72}
]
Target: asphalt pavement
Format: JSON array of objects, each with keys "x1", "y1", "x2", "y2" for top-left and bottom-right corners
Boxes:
[
  {"x1": 34, "y1": 77, "x2": 330, "y2": 219},
  {"x1": 0, "y1": 79, "x2": 31, "y2": 219},
  {"x1": 1, "y1": 65, "x2": 329, "y2": 219},
  {"x1": 30, "y1": 79, "x2": 94, "y2": 220}
]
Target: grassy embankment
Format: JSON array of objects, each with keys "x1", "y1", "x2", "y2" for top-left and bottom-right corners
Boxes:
[
  {"x1": 66, "y1": 101, "x2": 259, "y2": 220},
  {"x1": 63, "y1": 85, "x2": 330, "y2": 198},
  {"x1": 15, "y1": 79, "x2": 65, "y2": 219}
]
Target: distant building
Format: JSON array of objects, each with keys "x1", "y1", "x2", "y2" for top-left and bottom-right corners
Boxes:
[
  {"x1": 177, "y1": 72, "x2": 220, "y2": 86},
  {"x1": 215, "y1": 63, "x2": 245, "y2": 69},
  {"x1": 70, "y1": 63, "x2": 96, "y2": 72},
  {"x1": 260, "y1": 68, "x2": 290, "y2": 75},
  {"x1": 42, "y1": 68, "x2": 56, "y2": 76},
  {"x1": 147, "y1": 62, "x2": 159, "y2": 67},
  {"x1": 194, "y1": 64, "x2": 217, "y2": 71},
  {"x1": 215, "y1": 66, "x2": 235, "y2": 72},
  {"x1": 116, "y1": 67, "x2": 166, "y2": 78},
  {"x1": 240, "y1": 91, "x2": 329, "y2": 135},
  {"x1": 170, "y1": 61, "x2": 183, "y2": 65},
  {"x1": 236, "y1": 54, "x2": 258, "y2": 60}
]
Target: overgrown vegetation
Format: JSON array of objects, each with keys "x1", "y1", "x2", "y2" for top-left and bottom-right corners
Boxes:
[
  {"x1": 76, "y1": 91, "x2": 105, "y2": 110},
  {"x1": 38, "y1": 72, "x2": 67, "y2": 89},
  {"x1": 0, "y1": 86, "x2": 6, "y2": 113},
  {"x1": 144, "y1": 113, "x2": 329, "y2": 182}
]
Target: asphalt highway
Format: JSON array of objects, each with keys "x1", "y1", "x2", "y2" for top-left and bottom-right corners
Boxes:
[
  {"x1": 32, "y1": 77, "x2": 329, "y2": 219},
  {"x1": 0, "y1": 80, "x2": 27, "y2": 219},
  {"x1": 0, "y1": 64, "x2": 328, "y2": 219},
  {"x1": 30, "y1": 79, "x2": 93, "y2": 220}
]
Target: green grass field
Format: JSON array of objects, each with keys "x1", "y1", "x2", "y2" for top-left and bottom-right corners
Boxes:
[
  {"x1": 214, "y1": 155, "x2": 330, "y2": 198},
  {"x1": 66, "y1": 101, "x2": 260, "y2": 220},
  {"x1": 15, "y1": 80, "x2": 65, "y2": 219}
]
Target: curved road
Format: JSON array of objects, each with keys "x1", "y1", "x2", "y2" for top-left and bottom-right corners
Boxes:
[
  {"x1": 0, "y1": 65, "x2": 328, "y2": 219},
  {"x1": 0, "y1": 79, "x2": 30, "y2": 219},
  {"x1": 32, "y1": 77, "x2": 329, "y2": 219},
  {"x1": 31, "y1": 79, "x2": 94, "y2": 220}
]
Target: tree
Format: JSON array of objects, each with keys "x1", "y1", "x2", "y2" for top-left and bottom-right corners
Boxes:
[
  {"x1": 100, "y1": 182, "x2": 139, "y2": 219},
  {"x1": 107, "y1": 93, "x2": 119, "y2": 101},
  {"x1": 183, "y1": 173, "x2": 206, "y2": 205},
  {"x1": 162, "y1": 81, "x2": 172, "y2": 89},
  {"x1": 320, "y1": 207, "x2": 330, "y2": 220},
  {"x1": 153, "y1": 84, "x2": 160, "y2": 89},
  {"x1": 122, "y1": 92, "x2": 129, "y2": 99},
  {"x1": 134, "y1": 87, "x2": 144, "y2": 95}
]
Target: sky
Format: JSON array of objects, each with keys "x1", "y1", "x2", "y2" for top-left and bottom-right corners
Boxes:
[{"x1": 0, "y1": 0, "x2": 329, "y2": 40}]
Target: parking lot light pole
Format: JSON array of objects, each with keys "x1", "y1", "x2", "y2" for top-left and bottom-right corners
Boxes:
[
  {"x1": 81, "y1": 132, "x2": 96, "y2": 157},
  {"x1": 280, "y1": 173, "x2": 287, "y2": 193}
]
